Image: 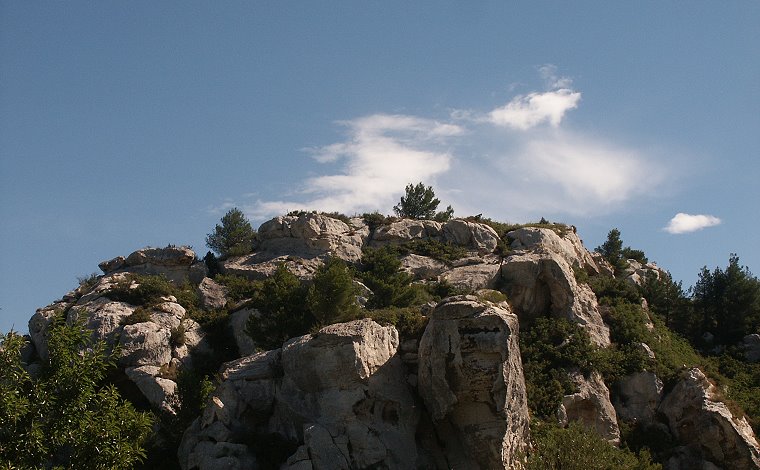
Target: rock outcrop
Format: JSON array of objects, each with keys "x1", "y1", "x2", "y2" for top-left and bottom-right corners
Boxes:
[
  {"x1": 559, "y1": 371, "x2": 620, "y2": 444},
  {"x1": 417, "y1": 296, "x2": 530, "y2": 468},
  {"x1": 99, "y1": 245, "x2": 206, "y2": 285},
  {"x1": 179, "y1": 319, "x2": 419, "y2": 470},
  {"x1": 501, "y1": 233, "x2": 610, "y2": 346},
  {"x1": 612, "y1": 371, "x2": 663, "y2": 425},
  {"x1": 659, "y1": 368, "x2": 760, "y2": 469}
]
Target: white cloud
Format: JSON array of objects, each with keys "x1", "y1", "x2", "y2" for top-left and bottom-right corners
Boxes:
[
  {"x1": 243, "y1": 66, "x2": 667, "y2": 224},
  {"x1": 664, "y1": 213, "x2": 721, "y2": 234},
  {"x1": 488, "y1": 89, "x2": 581, "y2": 130},
  {"x1": 246, "y1": 114, "x2": 460, "y2": 221}
]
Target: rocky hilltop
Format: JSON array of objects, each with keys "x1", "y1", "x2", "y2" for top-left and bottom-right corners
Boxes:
[{"x1": 21, "y1": 213, "x2": 760, "y2": 469}]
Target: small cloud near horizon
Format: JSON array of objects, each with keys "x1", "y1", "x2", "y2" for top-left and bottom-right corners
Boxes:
[{"x1": 664, "y1": 213, "x2": 722, "y2": 234}]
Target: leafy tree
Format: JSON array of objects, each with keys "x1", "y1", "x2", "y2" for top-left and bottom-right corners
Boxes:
[
  {"x1": 393, "y1": 182, "x2": 452, "y2": 220},
  {"x1": 692, "y1": 254, "x2": 760, "y2": 346},
  {"x1": 206, "y1": 208, "x2": 257, "y2": 257},
  {"x1": 245, "y1": 264, "x2": 314, "y2": 350},
  {"x1": 359, "y1": 245, "x2": 417, "y2": 309},
  {"x1": 307, "y1": 257, "x2": 360, "y2": 326},
  {"x1": 0, "y1": 323, "x2": 152, "y2": 469}
]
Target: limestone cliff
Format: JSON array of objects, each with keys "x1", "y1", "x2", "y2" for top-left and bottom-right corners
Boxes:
[{"x1": 19, "y1": 213, "x2": 760, "y2": 470}]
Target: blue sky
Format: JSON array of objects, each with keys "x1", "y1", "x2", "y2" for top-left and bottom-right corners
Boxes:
[{"x1": 2, "y1": 1, "x2": 759, "y2": 333}]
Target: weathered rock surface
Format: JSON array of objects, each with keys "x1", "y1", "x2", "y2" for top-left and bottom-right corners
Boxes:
[
  {"x1": 99, "y1": 245, "x2": 206, "y2": 285},
  {"x1": 221, "y1": 254, "x2": 324, "y2": 281},
  {"x1": 559, "y1": 371, "x2": 620, "y2": 444},
  {"x1": 624, "y1": 259, "x2": 667, "y2": 287},
  {"x1": 612, "y1": 371, "x2": 663, "y2": 425},
  {"x1": 417, "y1": 296, "x2": 530, "y2": 469},
  {"x1": 370, "y1": 219, "x2": 443, "y2": 245},
  {"x1": 197, "y1": 277, "x2": 228, "y2": 310},
  {"x1": 258, "y1": 213, "x2": 368, "y2": 262},
  {"x1": 438, "y1": 256, "x2": 502, "y2": 291},
  {"x1": 441, "y1": 219, "x2": 500, "y2": 254},
  {"x1": 502, "y1": 251, "x2": 611, "y2": 346},
  {"x1": 659, "y1": 368, "x2": 760, "y2": 469},
  {"x1": 179, "y1": 319, "x2": 418, "y2": 470},
  {"x1": 508, "y1": 227, "x2": 601, "y2": 275},
  {"x1": 229, "y1": 308, "x2": 256, "y2": 356},
  {"x1": 400, "y1": 254, "x2": 448, "y2": 280}
]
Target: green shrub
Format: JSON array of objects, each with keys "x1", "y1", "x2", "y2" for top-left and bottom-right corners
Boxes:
[
  {"x1": 367, "y1": 307, "x2": 428, "y2": 339},
  {"x1": 206, "y1": 207, "x2": 257, "y2": 258},
  {"x1": 245, "y1": 265, "x2": 315, "y2": 351},
  {"x1": 106, "y1": 274, "x2": 176, "y2": 306},
  {"x1": 362, "y1": 211, "x2": 396, "y2": 231},
  {"x1": 122, "y1": 307, "x2": 152, "y2": 325},
  {"x1": 215, "y1": 274, "x2": 260, "y2": 303},
  {"x1": 77, "y1": 272, "x2": 100, "y2": 290},
  {"x1": 0, "y1": 323, "x2": 153, "y2": 469},
  {"x1": 477, "y1": 289, "x2": 508, "y2": 304},
  {"x1": 527, "y1": 421, "x2": 661, "y2": 470},
  {"x1": 572, "y1": 263, "x2": 590, "y2": 284},
  {"x1": 170, "y1": 324, "x2": 186, "y2": 347},
  {"x1": 360, "y1": 245, "x2": 416, "y2": 309},
  {"x1": 307, "y1": 257, "x2": 360, "y2": 326},
  {"x1": 423, "y1": 279, "x2": 471, "y2": 300},
  {"x1": 396, "y1": 238, "x2": 468, "y2": 263},
  {"x1": 520, "y1": 317, "x2": 595, "y2": 419},
  {"x1": 393, "y1": 182, "x2": 446, "y2": 220},
  {"x1": 588, "y1": 275, "x2": 641, "y2": 305}
]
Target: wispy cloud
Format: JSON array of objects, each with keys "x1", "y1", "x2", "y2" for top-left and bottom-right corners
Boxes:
[
  {"x1": 245, "y1": 114, "x2": 461, "y2": 220},
  {"x1": 664, "y1": 213, "x2": 722, "y2": 234},
  {"x1": 237, "y1": 66, "x2": 667, "y2": 224}
]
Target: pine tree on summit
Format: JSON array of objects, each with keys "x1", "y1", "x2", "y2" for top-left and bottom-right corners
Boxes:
[
  {"x1": 206, "y1": 208, "x2": 257, "y2": 258},
  {"x1": 393, "y1": 182, "x2": 453, "y2": 221}
]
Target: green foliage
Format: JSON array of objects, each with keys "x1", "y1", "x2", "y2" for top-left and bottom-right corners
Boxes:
[
  {"x1": 170, "y1": 324, "x2": 186, "y2": 347},
  {"x1": 359, "y1": 245, "x2": 417, "y2": 309},
  {"x1": 0, "y1": 324, "x2": 152, "y2": 469},
  {"x1": 572, "y1": 263, "x2": 590, "y2": 284},
  {"x1": 622, "y1": 247, "x2": 648, "y2": 264},
  {"x1": 477, "y1": 289, "x2": 508, "y2": 304},
  {"x1": 106, "y1": 274, "x2": 176, "y2": 306},
  {"x1": 520, "y1": 317, "x2": 595, "y2": 419},
  {"x1": 77, "y1": 272, "x2": 100, "y2": 290},
  {"x1": 589, "y1": 275, "x2": 641, "y2": 305},
  {"x1": 215, "y1": 274, "x2": 259, "y2": 303},
  {"x1": 307, "y1": 257, "x2": 360, "y2": 326},
  {"x1": 527, "y1": 421, "x2": 662, "y2": 470},
  {"x1": 244, "y1": 264, "x2": 315, "y2": 351},
  {"x1": 713, "y1": 353, "x2": 760, "y2": 433},
  {"x1": 433, "y1": 204, "x2": 455, "y2": 222},
  {"x1": 122, "y1": 307, "x2": 152, "y2": 325},
  {"x1": 362, "y1": 211, "x2": 397, "y2": 231},
  {"x1": 206, "y1": 207, "x2": 257, "y2": 257},
  {"x1": 367, "y1": 307, "x2": 428, "y2": 339},
  {"x1": 639, "y1": 271, "x2": 693, "y2": 335},
  {"x1": 396, "y1": 238, "x2": 468, "y2": 263},
  {"x1": 393, "y1": 182, "x2": 444, "y2": 220},
  {"x1": 464, "y1": 216, "x2": 514, "y2": 238},
  {"x1": 203, "y1": 251, "x2": 221, "y2": 278},
  {"x1": 692, "y1": 254, "x2": 760, "y2": 346},
  {"x1": 593, "y1": 343, "x2": 650, "y2": 384},
  {"x1": 595, "y1": 228, "x2": 630, "y2": 274}
]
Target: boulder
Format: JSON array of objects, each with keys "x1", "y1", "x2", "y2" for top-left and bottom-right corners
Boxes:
[
  {"x1": 417, "y1": 296, "x2": 530, "y2": 469},
  {"x1": 502, "y1": 251, "x2": 611, "y2": 347},
  {"x1": 179, "y1": 319, "x2": 419, "y2": 470},
  {"x1": 125, "y1": 365, "x2": 177, "y2": 413},
  {"x1": 220, "y1": 254, "x2": 323, "y2": 281},
  {"x1": 659, "y1": 368, "x2": 760, "y2": 469},
  {"x1": 257, "y1": 213, "x2": 368, "y2": 262},
  {"x1": 507, "y1": 227, "x2": 603, "y2": 275},
  {"x1": 98, "y1": 246, "x2": 206, "y2": 285},
  {"x1": 229, "y1": 308, "x2": 257, "y2": 356},
  {"x1": 370, "y1": 219, "x2": 443, "y2": 245},
  {"x1": 197, "y1": 277, "x2": 228, "y2": 310},
  {"x1": 438, "y1": 256, "x2": 502, "y2": 292},
  {"x1": 624, "y1": 259, "x2": 667, "y2": 287},
  {"x1": 559, "y1": 371, "x2": 620, "y2": 444},
  {"x1": 441, "y1": 219, "x2": 500, "y2": 254},
  {"x1": 400, "y1": 254, "x2": 448, "y2": 280},
  {"x1": 612, "y1": 371, "x2": 663, "y2": 425}
]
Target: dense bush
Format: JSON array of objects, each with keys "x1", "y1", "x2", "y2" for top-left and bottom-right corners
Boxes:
[
  {"x1": 367, "y1": 307, "x2": 428, "y2": 339},
  {"x1": 359, "y1": 245, "x2": 417, "y2": 309},
  {"x1": 307, "y1": 257, "x2": 360, "y2": 326},
  {"x1": 206, "y1": 208, "x2": 257, "y2": 258},
  {"x1": 527, "y1": 421, "x2": 661, "y2": 470},
  {"x1": 0, "y1": 322, "x2": 153, "y2": 469},
  {"x1": 106, "y1": 274, "x2": 177, "y2": 306},
  {"x1": 396, "y1": 238, "x2": 468, "y2": 263},
  {"x1": 520, "y1": 317, "x2": 595, "y2": 419},
  {"x1": 244, "y1": 264, "x2": 315, "y2": 351}
]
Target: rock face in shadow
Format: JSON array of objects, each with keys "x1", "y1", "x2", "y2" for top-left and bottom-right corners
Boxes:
[
  {"x1": 612, "y1": 371, "x2": 663, "y2": 425},
  {"x1": 659, "y1": 368, "x2": 760, "y2": 470},
  {"x1": 179, "y1": 319, "x2": 419, "y2": 470},
  {"x1": 417, "y1": 296, "x2": 530, "y2": 469}
]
